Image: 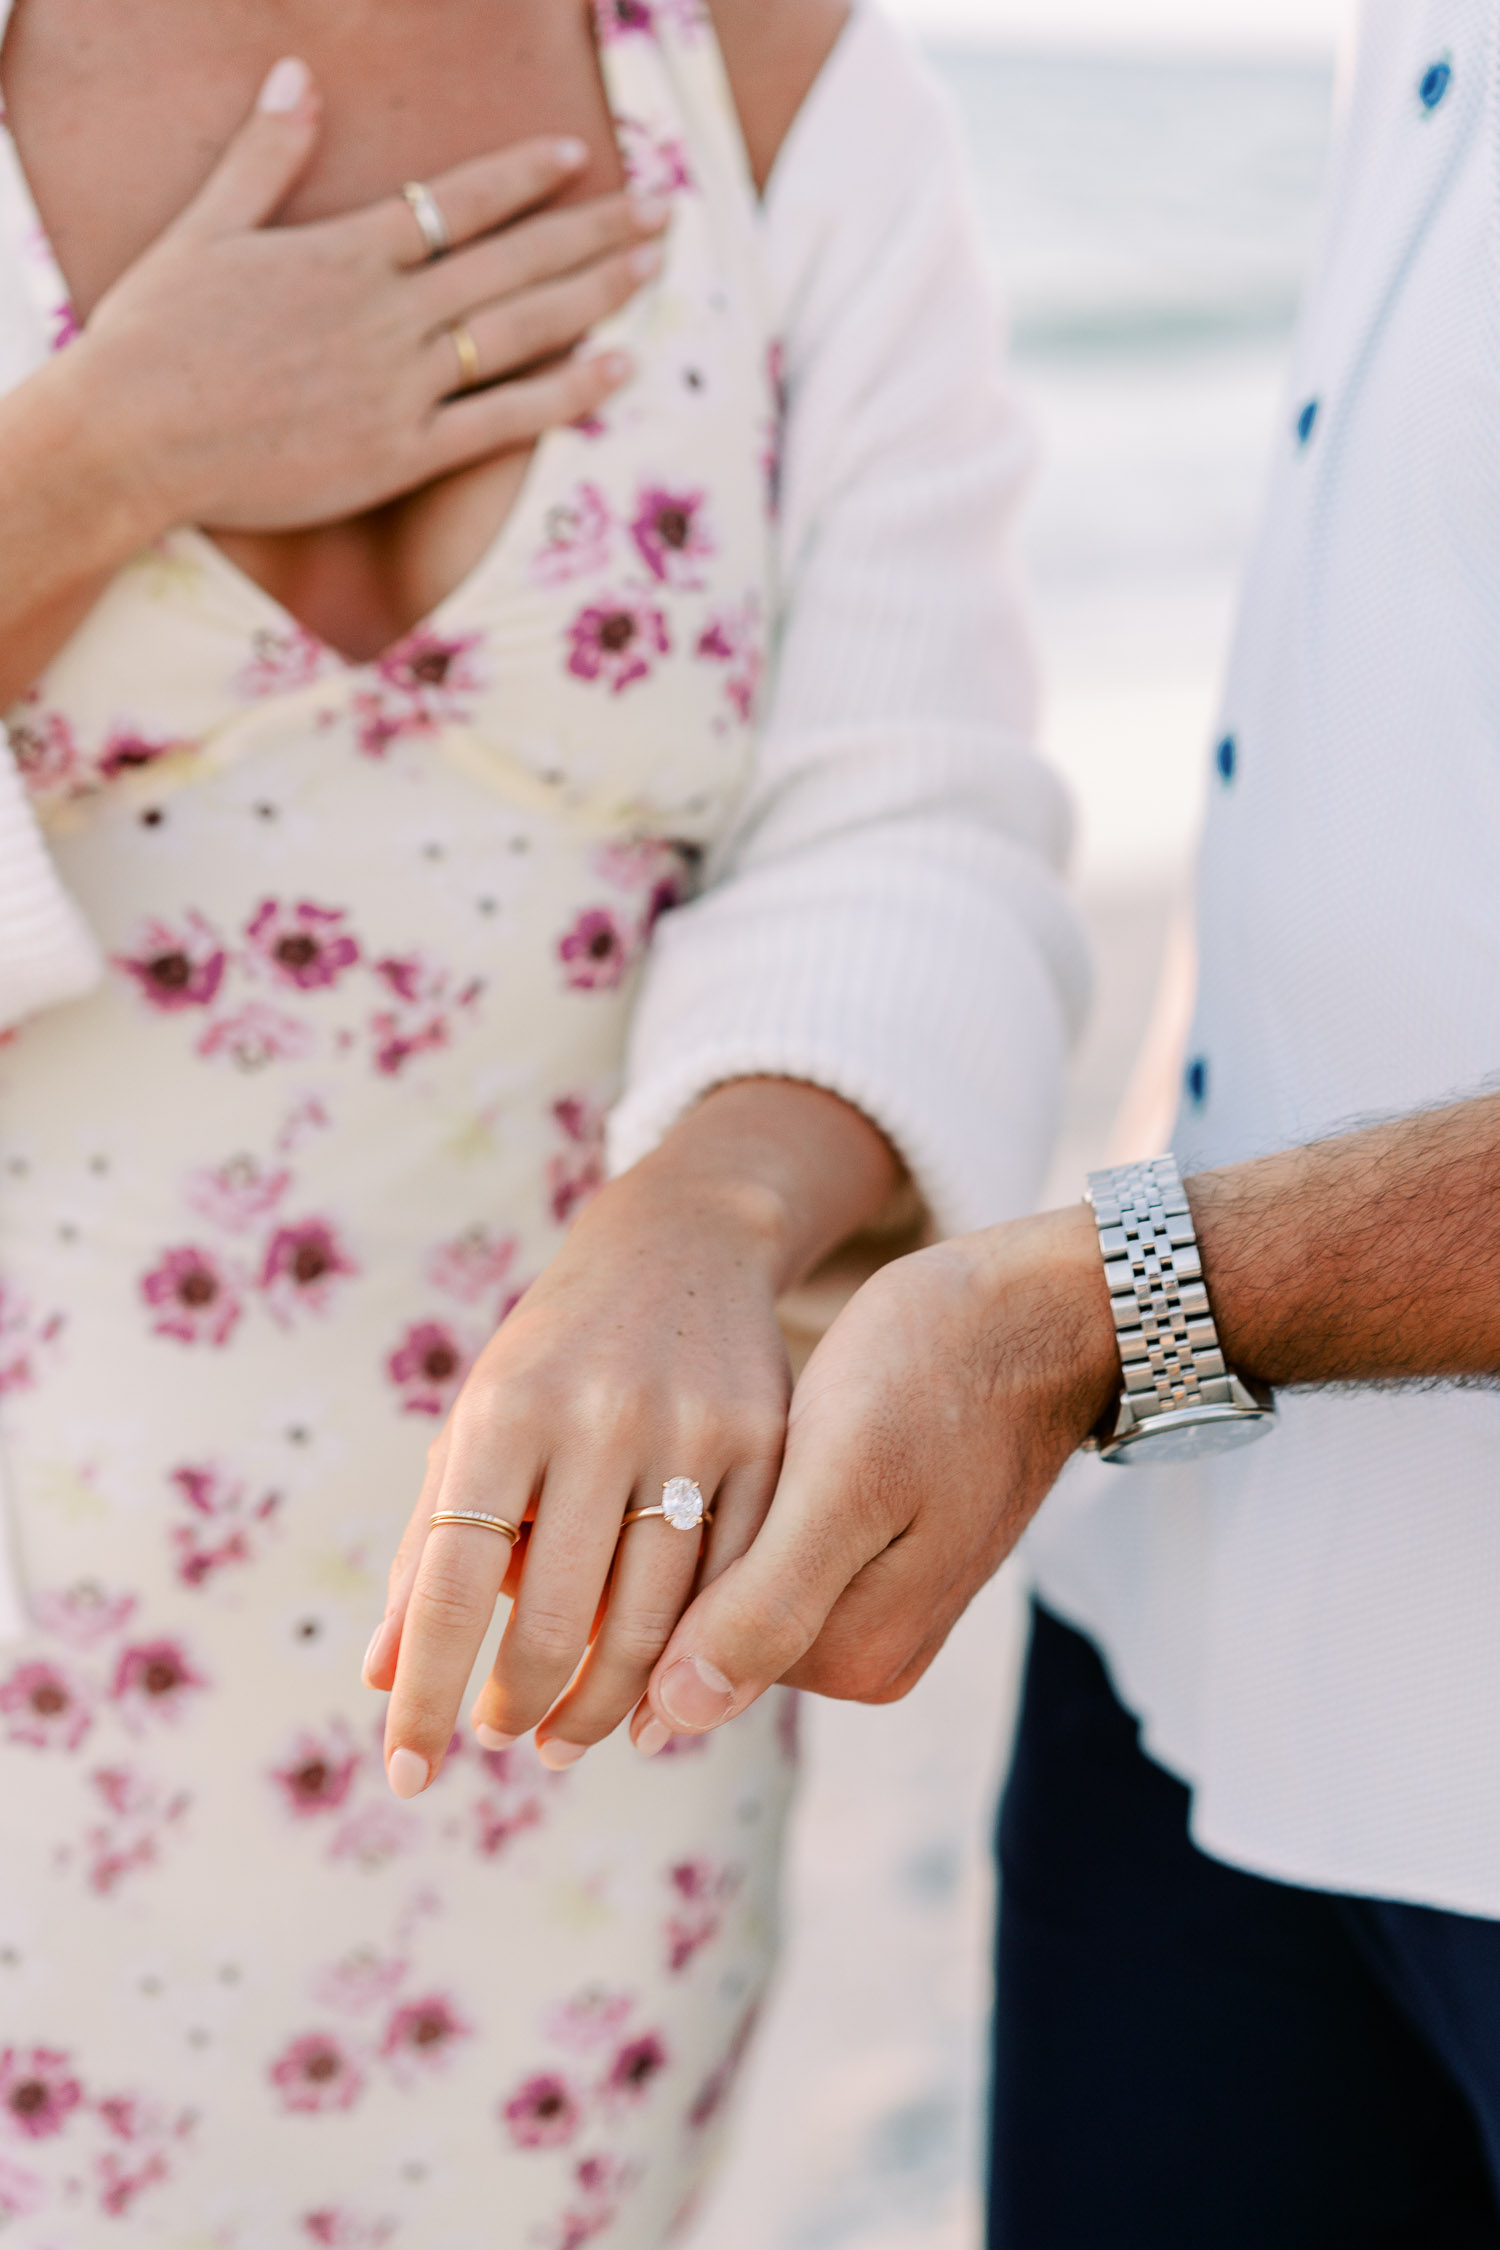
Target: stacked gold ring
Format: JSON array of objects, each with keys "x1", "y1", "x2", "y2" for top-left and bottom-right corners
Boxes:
[
  {"x1": 429, "y1": 1510, "x2": 520, "y2": 1543},
  {"x1": 402, "y1": 179, "x2": 451, "y2": 260}
]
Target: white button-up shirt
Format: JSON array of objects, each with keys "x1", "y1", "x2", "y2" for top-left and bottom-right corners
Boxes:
[{"x1": 1028, "y1": 0, "x2": 1500, "y2": 1917}]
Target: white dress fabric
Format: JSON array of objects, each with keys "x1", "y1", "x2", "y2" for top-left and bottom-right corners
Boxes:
[
  {"x1": 0, "y1": 3, "x2": 1081, "y2": 2241},
  {"x1": 1027, "y1": 0, "x2": 1500, "y2": 1920}
]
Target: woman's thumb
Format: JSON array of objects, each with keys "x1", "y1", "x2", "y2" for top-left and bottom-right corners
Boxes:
[{"x1": 176, "y1": 58, "x2": 319, "y2": 238}]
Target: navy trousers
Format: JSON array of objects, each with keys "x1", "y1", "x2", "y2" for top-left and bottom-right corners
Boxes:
[{"x1": 989, "y1": 1605, "x2": 1500, "y2": 2249}]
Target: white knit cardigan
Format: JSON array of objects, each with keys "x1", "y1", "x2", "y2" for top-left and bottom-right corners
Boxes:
[{"x1": 0, "y1": 6, "x2": 1087, "y2": 1243}]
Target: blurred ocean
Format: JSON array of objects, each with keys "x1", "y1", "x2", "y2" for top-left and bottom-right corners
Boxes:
[
  {"x1": 937, "y1": 46, "x2": 1334, "y2": 885},
  {"x1": 680, "y1": 47, "x2": 1337, "y2": 2250}
]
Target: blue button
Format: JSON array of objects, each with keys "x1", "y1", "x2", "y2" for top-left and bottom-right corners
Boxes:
[
  {"x1": 1186, "y1": 1056, "x2": 1209, "y2": 1108},
  {"x1": 1296, "y1": 399, "x2": 1320, "y2": 446},
  {"x1": 1419, "y1": 59, "x2": 1452, "y2": 110},
  {"x1": 1216, "y1": 735, "x2": 1237, "y2": 783}
]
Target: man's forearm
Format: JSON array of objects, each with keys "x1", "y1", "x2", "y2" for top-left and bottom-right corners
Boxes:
[{"x1": 1186, "y1": 1091, "x2": 1500, "y2": 1389}]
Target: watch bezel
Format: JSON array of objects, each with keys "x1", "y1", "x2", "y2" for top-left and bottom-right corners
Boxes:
[{"x1": 1093, "y1": 1374, "x2": 1277, "y2": 1465}]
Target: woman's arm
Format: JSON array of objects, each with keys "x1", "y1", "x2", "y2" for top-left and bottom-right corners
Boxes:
[{"x1": 0, "y1": 60, "x2": 662, "y2": 704}]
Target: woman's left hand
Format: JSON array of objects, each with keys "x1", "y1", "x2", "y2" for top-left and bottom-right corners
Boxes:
[{"x1": 362, "y1": 1081, "x2": 896, "y2": 1791}]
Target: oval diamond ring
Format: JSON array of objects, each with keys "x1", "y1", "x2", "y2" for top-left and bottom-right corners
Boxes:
[{"x1": 620, "y1": 1478, "x2": 711, "y2": 1533}]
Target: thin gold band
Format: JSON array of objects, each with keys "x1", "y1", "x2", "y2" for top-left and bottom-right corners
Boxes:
[
  {"x1": 448, "y1": 321, "x2": 482, "y2": 391},
  {"x1": 619, "y1": 1505, "x2": 715, "y2": 1530},
  {"x1": 429, "y1": 1510, "x2": 520, "y2": 1543}
]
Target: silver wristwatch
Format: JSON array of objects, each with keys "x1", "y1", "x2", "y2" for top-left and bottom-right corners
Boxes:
[{"x1": 1084, "y1": 1155, "x2": 1276, "y2": 1465}]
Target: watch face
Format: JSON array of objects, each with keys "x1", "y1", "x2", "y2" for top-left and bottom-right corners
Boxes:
[{"x1": 1102, "y1": 1405, "x2": 1276, "y2": 1466}]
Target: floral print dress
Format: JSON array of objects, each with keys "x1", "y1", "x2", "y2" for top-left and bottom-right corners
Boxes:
[{"x1": 0, "y1": 6, "x2": 794, "y2": 2242}]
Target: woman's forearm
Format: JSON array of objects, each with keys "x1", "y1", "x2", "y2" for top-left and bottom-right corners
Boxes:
[
  {"x1": 0, "y1": 349, "x2": 164, "y2": 704},
  {"x1": 624, "y1": 1076, "x2": 902, "y2": 1296}
]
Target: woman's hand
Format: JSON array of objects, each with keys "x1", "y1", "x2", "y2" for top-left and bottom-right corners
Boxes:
[
  {"x1": 71, "y1": 57, "x2": 662, "y2": 539},
  {"x1": 363, "y1": 1081, "x2": 899, "y2": 1792},
  {"x1": 625, "y1": 1207, "x2": 1119, "y2": 1744}
]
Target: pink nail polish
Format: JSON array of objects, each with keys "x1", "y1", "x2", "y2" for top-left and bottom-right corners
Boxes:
[
  {"x1": 387, "y1": 1747, "x2": 429, "y2": 1799},
  {"x1": 536, "y1": 1739, "x2": 587, "y2": 1771},
  {"x1": 635, "y1": 1717, "x2": 672, "y2": 1759},
  {"x1": 258, "y1": 56, "x2": 309, "y2": 114},
  {"x1": 657, "y1": 1656, "x2": 734, "y2": 1733},
  {"x1": 474, "y1": 1723, "x2": 517, "y2": 1752}
]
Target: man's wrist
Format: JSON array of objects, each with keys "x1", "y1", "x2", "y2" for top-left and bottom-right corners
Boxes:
[{"x1": 960, "y1": 1205, "x2": 1121, "y2": 1446}]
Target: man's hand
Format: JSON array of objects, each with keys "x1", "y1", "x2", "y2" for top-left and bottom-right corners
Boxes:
[{"x1": 630, "y1": 1205, "x2": 1120, "y2": 1744}]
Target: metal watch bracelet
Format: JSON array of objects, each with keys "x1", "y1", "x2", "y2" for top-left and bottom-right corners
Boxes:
[{"x1": 1083, "y1": 1154, "x2": 1275, "y2": 1459}]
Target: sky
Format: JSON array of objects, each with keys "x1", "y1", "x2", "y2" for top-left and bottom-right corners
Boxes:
[{"x1": 882, "y1": 0, "x2": 1354, "y2": 55}]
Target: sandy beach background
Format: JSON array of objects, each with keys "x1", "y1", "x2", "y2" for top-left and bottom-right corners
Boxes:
[{"x1": 681, "y1": 35, "x2": 1337, "y2": 2250}]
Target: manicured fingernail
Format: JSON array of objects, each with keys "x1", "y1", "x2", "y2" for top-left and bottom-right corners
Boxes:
[
  {"x1": 554, "y1": 136, "x2": 589, "y2": 168},
  {"x1": 635, "y1": 1717, "x2": 672, "y2": 1759},
  {"x1": 657, "y1": 1656, "x2": 734, "y2": 1732},
  {"x1": 474, "y1": 1723, "x2": 517, "y2": 1752},
  {"x1": 592, "y1": 349, "x2": 633, "y2": 384},
  {"x1": 630, "y1": 243, "x2": 663, "y2": 280},
  {"x1": 361, "y1": 1625, "x2": 385, "y2": 1684},
  {"x1": 631, "y1": 195, "x2": 671, "y2": 229},
  {"x1": 387, "y1": 1747, "x2": 429, "y2": 1799},
  {"x1": 537, "y1": 1739, "x2": 587, "y2": 1771},
  {"x1": 258, "y1": 56, "x2": 309, "y2": 114}
]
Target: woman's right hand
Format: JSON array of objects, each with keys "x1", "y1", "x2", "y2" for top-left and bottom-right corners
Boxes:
[{"x1": 66, "y1": 55, "x2": 662, "y2": 540}]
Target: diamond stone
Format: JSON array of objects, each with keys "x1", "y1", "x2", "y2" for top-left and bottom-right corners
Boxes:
[{"x1": 661, "y1": 1477, "x2": 705, "y2": 1530}]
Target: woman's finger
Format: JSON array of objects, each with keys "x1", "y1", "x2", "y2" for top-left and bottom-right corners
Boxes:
[
  {"x1": 541, "y1": 1455, "x2": 777, "y2": 1754},
  {"x1": 383, "y1": 1521, "x2": 521, "y2": 1795},
  {"x1": 420, "y1": 348, "x2": 633, "y2": 479},
  {"x1": 469, "y1": 1460, "x2": 630, "y2": 1750},
  {"x1": 173, "y1": 57, "x2": 322, "y2": 240},
  {"x1": 417, "y1": 192, "x2": 669, "y2": 325},
  {"x1": 375, "y1": 136, "x2": 591, "y2": 268},
  {"x1": 361, "y1": 1424, "x2": 453, "y2": 1693},
  {"x1": 432, "y1": 244, "x2": 660, "y2": 397}
]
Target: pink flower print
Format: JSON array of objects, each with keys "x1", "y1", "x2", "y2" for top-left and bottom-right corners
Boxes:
[
  {"x1": 269, "y1": 2033, "x2": 365, "y2": 2116},
  {"x1": 272, "y1": 1722, "x2": 362, "y2": 1819},
  {"x1": 50, "y1": 300, "x2": 80, "y2": 351},
  {"x1": 0, "y1": 2049, "x2": 83, "y2": 2141},
  {"x1": 618, "y1": 116, "x2": 695, "y2": 200},
  {"x1": 595, "y1": 0, "x2": 654, "y2": 36},
  {"x1": 368, "y1": 955, "x2": 480, "y2": 1076},
  {"x1": 350, "y1": 690, "x2": 416, "y2": 760},
  {"x1": 558, "y1": 907, "x2": 634, "y2": 993},
  {"x1": 6, "y1": 697, "x2": 80, "y2": 800},
  {"x1": 110, "y1": 1638, "x2": 207, "y2": 1728},
  {"x1": 379, "y1": 1995, "x2": 472, "y2": 2084},
  {"x1": 378, "y1": 628, "x2": 484, "y2": 708},
  {"x1": 169, "y1": 1460, "x2": 279, "y2": 1587},
  {"x1": 425, "y1": 1225, "x2": 518, "y2": 1306},
  {"x1": 246, "y1": 898, "x2": 362, "y2": 992},
  {"x1": 386, "y1": 1321, "x2": 469, "y2": 1417},
  {"x1": 600, "y1": 2032, "x2": 668, "y2": 2109},
  {"x1": 97, "y1": 727, "x2": 186, "y2": 781},
  {"x1": 686, "y1": 2003, "x2": 758, "y2": 2132},
  {"x1": 234, "y1": 624, "x2": 331, "y2": 700},
  {"x1": 302, "y1": 2214, "x2": 396, "y2": 2248},
  {"x1": 532, "y1": 484, "x2": 613, "y2": 587},
  {"x1": 140, "y1": 1244, "x2": 242, "y2": 1347},
  {"x1": 630, "y1": 485, "x2": 712, "y2": 587},
  {"x1": 546, "y1": 2155, "x2": 642, "y2": 2250},
  {"x1": 695, "y1": 596, "x2": 765, "y2": 725},
  {"x1": 472, "y1": 1745, "x2": 558, "y2": 1859},
  {"x1": 502, "y1": 2071, "x2": 583, "y2": 2151},
  {"x1": 115, "y1": 911, "x2": 227, "y2": 1012},
  {"x1": 196, "y1": 1001, "x2": 315, "y2": 1072},
  {"x1": 260, "y1": 1218, "x2": 359, "y2": 1323},
  {"x1": 329, "y1": 1801, "x2": 413, "y2": 1870},
  {"x1": 565, "y1": 595, "x2": 670, "y2": 695},
  {"x1": 548, "y1": 1094, "x2": 607, "y2": 1225},
  {"x1": 0, "y1": 1281, "x2": 65, "y2": 1396},
  {"x1": 0, "y1": 1659, "x2": 92, "y2": 1752},
  {"x1": 0, "y1": 2155, "x2": 45, "y2": 2221},
  {"x1": 312, "y1": 1950, "x2": 409, "y2": 2017},
  {"x1": 185, "y1": 1153, "x2": 292, "y2": 1233},
  {"x1": 31, "y1": 1580, "x2": 136, "y2": 1649},
  {"x1": 544, "y1": 1989, "x2": 635, "y2": 2056},
  {"x1": 82, "y1": 1767, "x2": 191, "y2": 1894},
  {"x1": 96, "y1": 2146, "x2": 171, "y2": 2218}
]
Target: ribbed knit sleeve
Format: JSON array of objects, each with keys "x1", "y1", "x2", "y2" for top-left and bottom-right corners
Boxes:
[
  {"x1": 0, "y1": 727, "x2": 101, "y2": 1032},
  {"x1": 607, "y1": 6, "x2": 1089, "y2": 1233}
]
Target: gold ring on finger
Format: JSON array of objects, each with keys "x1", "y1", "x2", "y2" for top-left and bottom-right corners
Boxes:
[
  {"x1": 430, "y1": 1510, "x2": 520, "y2": 1543},
  {"x1": 448, "y1": 320, "x2": 482, "y2": 391},
  {"x1": 620, "y1": 1477, "x2": 712, "y2": 1534},
  {"x1": 402, "y1": 178, "x2": 451, "y2": 260}
]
